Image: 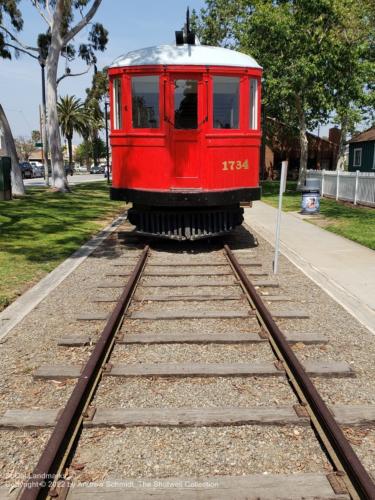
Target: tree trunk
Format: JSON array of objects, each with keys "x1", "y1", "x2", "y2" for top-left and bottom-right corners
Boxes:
[
  {"x1": 46, "y1": 1, "x2": 69, "y2": 192},
  {"x1": 0, "y1": 104, "x2": 25, "y2": 196},
  {"x1": 41, "y1": 105, "x2": 50, "y2": 186},
  {"x1": 296, "y1": 97, "x2": 308, "y2": 190},
  {"x1": 336, "y1": 117, "x2": 347, "y2": 171},
  {"x1": 67, "y1": 135, "x2": 73, "y2": 166},
  {"x1": 92, "y1": 130, "x2": 99, "y2": 166}
]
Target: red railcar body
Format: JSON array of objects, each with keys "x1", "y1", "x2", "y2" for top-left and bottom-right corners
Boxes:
[{"x1": 109, "y1": 38, "x2": 262, "y2": 240}]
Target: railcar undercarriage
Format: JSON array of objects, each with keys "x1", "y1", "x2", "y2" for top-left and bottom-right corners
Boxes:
[{"x1": 127, "y1": 204, "x2": 244, "y2": 241}]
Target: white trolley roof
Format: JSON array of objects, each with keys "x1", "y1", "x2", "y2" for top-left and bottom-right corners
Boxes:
[{"x1": 110, "y1": 44, "x2": 261, "y2": 69}]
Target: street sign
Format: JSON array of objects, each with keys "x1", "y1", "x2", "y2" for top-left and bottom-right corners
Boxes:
[{"x1": 35, "y1": 142, "x2": 43, "y2": 147}]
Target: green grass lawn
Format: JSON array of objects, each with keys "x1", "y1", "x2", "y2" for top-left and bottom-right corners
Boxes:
[
  {"x1": 0, "y1": 182, "x2": 124, "y2": 312},
  {"x1": 261, "y1": 181, "x2": 375, "y2": 250}
]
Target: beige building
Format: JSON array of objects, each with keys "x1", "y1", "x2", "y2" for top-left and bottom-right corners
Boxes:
[{"x1": 29, "y1": 144, "x2": 77, "y2": 164}]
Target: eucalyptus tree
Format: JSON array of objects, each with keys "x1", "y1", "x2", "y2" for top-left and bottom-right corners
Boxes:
[
  {"x1": 0, "y1": 0, "x2": 108, "y2": 192},
  {"x1": 0, "y1": 0, "x2": 25, "y2": 195},
  {"x1": 57, "y1": 95, "x2": 89, "y2": 168},
  {"x1": 194, "y1": 0, "x2": 374, "y2": 185}
]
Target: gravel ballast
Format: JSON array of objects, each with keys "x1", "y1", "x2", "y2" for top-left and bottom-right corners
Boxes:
[
  {"x1": 72, "y1": 426, "x2": 330, "y2": 481},
  {"x1": 0, "y1": 219, "x2": 374, "y2": 484}
]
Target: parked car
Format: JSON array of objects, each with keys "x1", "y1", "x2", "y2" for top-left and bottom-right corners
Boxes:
[
  {"x1": 64, "y1": 165, "x2": 74, "y2": 176},
  {"x1": 75, "y1": 165, "x2": 88, "y2": 174},
  {"x1": 30, "y1": 161, "x2": 44, "y2": 178},
  {"x1": 90, "y1": 164, "x2": 105, "y2": 174},
  {"x1": 19, "y1": 162, "x2": 33, "y2": 179},
  {"x1": 29, "y1": 161, "x2": 43, "y2": 169}
]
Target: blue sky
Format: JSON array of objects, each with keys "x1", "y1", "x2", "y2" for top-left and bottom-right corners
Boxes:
[{"x1": 0, "y1": 0, "x2": 206, "y2": 138}]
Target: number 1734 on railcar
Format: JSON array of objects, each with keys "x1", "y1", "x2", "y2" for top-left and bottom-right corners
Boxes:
[{"x1": 108, "y1": 21, "x2": 262, "y2": 240}]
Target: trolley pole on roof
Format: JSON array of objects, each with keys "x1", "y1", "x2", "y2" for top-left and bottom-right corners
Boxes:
[{"x1": 273, "y1": 160, "x2": 288, "y2": 274}]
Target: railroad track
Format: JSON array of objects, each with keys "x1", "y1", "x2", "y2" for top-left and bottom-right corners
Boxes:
[{"x1": 2, "y1": 228, "x2": 375, "y2": 499}]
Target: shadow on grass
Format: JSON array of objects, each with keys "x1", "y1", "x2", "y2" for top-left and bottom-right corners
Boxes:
[{"x1": 0, "y1": 183, "x2": 124, "y2": 265}]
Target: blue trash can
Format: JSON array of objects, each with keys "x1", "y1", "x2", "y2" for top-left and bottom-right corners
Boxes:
[{"x1": 301, "y1": 178, "x2": 320, "y2": 214}]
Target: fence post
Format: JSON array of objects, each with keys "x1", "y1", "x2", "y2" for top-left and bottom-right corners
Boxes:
[
  {"x1": 336, "y1": 170, "x2": 340, "y2": 200},
  {"x1": 321, "y1": 170, "x2": 325, "y2": 196},
  {"x1": 354, "y1": 170, "x2": 360, "y2": 205}
]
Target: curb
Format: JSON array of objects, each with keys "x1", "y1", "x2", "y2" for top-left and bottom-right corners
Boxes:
[{"x1": 0, "y1": 212, "x2": 127, "y2": 342}]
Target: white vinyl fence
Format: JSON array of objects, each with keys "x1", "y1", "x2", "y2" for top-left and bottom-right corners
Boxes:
[{"x1": 306, "y1": 170, "x2": 375, "y2": 207}]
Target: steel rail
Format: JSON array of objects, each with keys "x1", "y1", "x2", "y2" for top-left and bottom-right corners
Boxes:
[
  {"x1": 224, "y1": 244, "x2": 375, "y2": 500},
  {"x1": 19, "y1": 245, "x2": 150, "y2": 500}
]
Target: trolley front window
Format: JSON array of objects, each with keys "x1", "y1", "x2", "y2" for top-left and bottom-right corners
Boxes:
[
  {"x1": 132, "y1": 76, "x2": 160, "y2": 128},
  {"x1": 250, "y1": 78, "x2": 258, "y2": 130},
  {"x1": 213, "y1": 76, "x2": 239, "y2": 129},
  {"x1": 113, "y1": 78, "x2": 122, "y2": 130},
  {"x1": 174, "y1": 79, "x2": 198, "y2": 129}
]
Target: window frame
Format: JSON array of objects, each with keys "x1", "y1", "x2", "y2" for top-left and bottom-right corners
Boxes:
[
  {"x1": 173, "y1": 77, "x2": 200, "y2": 130},
  {"x1": 249, "y1": 78, "x2": 259, "y2": 130},
  {"x1": 112, "y1": 77, "x2": 123, "y2": 131},
  {"x1": 130, "y1": 74, "x2": 161, "y2": 131},
  {"x1": 353, "y1": 147, "x2": 362, "y2": 167},
  {"x1": 211, "y1": 75, "x2": 241, "y2": 131}
]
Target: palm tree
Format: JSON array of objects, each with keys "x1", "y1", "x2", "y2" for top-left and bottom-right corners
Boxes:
[
  {"x1": 57, "y1": 95, "x2": 89, "y2": 170},
  {"x1": 84, "y1": 96, "x2": 105, "y2": 166}
]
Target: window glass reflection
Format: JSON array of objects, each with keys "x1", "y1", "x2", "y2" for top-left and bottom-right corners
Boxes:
[
  {"x1": 113, "y1": 78, "x2": 122, "y2": 130},
  {"x1": 213, "y1": 77, "x2": 239, "y2": 129},
  {"x1": 132, "y1": 76, "x2": 160, "y2": 128},
  {"x1": 250, "y1": 78, "x2": 258, "y2": 129},
  {"x1": 174, "y1": 79, "x2": 198, "y2": 129}
]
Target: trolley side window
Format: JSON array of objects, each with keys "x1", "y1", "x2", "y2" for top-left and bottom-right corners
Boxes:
[
  {"x1": 132, "y1": 76, "x2": 160, "y2": 129},
  {"x1": 249, "y1": 78, "x2": 258, "y2": 130},
  {"x1": 213, "y1": 76, "x2": 239, "y2": 129},
  {"x1": 113, "y1": 78, "x2": 122, "y2": 130}
]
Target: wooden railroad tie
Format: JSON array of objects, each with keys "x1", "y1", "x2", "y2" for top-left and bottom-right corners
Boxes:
[
  {"x1": 133, "y1": 293, "x2": 245, "y2": 302},
  {"x1": 33, "y1": 360, "x2": 354, "y2": 380},
  {"x1": 1, "y1": 405, "x2": 375, "y2": 430},
  {"x1": 58, "y1": 331, "x2": 328, "y2": 347},
  {"x1": 40, "y1": 473, "x2": 351, "y2": 499},
  {"x1": 128, "y1": 309, "x2": 254, "y2": 320},
  {"x1": 75, "y1": 309, "x2": 308, "y2": 321}
]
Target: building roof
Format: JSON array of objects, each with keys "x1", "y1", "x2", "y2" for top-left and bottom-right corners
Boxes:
[
  {"x1": 348, "y1": 126, "x2": 375, "y2": 143},
  {"x1": 110, "y1": 44, "x2": 261, "y2": 69}
]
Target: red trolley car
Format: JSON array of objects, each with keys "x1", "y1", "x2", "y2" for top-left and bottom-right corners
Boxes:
[{"x1": 109, "y1": 17, "x2": 262, "y2": 240}]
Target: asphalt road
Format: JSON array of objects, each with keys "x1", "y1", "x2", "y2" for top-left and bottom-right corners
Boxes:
[{"x1": 24, "y1": 173, "x2": 109, "y2": 187}]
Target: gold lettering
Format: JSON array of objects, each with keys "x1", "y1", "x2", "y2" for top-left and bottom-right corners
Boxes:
[{"x1": 222, "y1": 159, "x2": 250, "y2": 172}]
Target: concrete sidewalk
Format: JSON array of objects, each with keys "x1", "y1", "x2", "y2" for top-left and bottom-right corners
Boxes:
[{"x1": 244, "y1": 201, "x2": 375, "y2": 334}]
